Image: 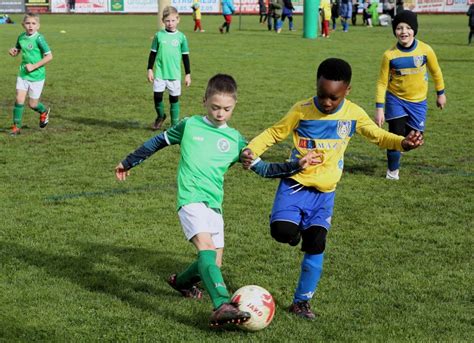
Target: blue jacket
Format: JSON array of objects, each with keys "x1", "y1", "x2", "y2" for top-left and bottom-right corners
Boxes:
[{"x1": 222, "y1": 0, "x2": 235, "y2": 15}]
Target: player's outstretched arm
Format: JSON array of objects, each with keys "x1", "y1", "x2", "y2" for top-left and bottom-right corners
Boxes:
[
  {"x1": 115, "y1": 162, "x2": 130, "y2": 181},
  {"x1": 247, "y1": 150, "x2": 323, "y2": 178},
  {"x1": 298, "y1": 150, "x2": 323, "y2": 169},
  {"x1": 240, "y1": 148, "x2": 254, "y2": 169},
  {"x1": 401, "y1": 130, "x2": 424, "y2": 151}
]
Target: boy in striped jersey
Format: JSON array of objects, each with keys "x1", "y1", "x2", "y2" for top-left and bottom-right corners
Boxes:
[{"x1": 375, "y1": 10, "x2": 446, "y2": 180}]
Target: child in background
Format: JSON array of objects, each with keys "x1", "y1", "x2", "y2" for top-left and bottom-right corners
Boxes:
[
  {"x1": 219, "y1": 0, "x2": 235, "y2": 33},
  {"x1": 375, "y1": 10, "x2": 446, "y2": 180},
  {"x1": 467, "y1": 3, "x2": 474, "y2": 45},
  {"x1": 320, "y1": 0, "x2": 332, "y2": 38},
  {"x1": 339, "y1": 0, "x2": 352, "y2": 32},
  {"x1": 331, "y1": 0, "x2": 339, "y2": 30},
  {"x1": 281, "y1": 0, "x2": 295, "y2": 31},
  {"x1": 191, "y1": 0, "x2": 205, "y2": 32},
  {"x1": 258, "y1": 0, "x2": 268, "y2": 24},
  {"x1": 8, "y1": 12, "x2": 52, "y2": 135},
  {"x1": 241, "y1": 58, "x2": 424, "y2": 319},
  {"x1": 148, "y1": 6, "x2": 191, "y2": 130},
  {"x1": 115, "y1": 74, "x2": 321, "y2": 327}
]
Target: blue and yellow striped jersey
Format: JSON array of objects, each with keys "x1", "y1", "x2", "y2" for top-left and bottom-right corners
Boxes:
[
  {"x1": 376, "y1": 39, "x2": 445, "y2": 106},
  {"x1": 247, "y1": 97, "x2": 405, "y2": 192}
]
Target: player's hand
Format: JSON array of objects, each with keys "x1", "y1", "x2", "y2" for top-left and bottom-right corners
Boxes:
[
  {"x1": 299, "y1": 150, "x2": 323, "y2": 169},
  {"x1": 374, "y1": 108, "x2": 385, "y2": 127},
  {"x1": 115, "y1": 162, "x2": 130, "y2": 181},
  {"x1": 401, "y1": 130, "x2": 424, "y2": 151},
  {"x1": 184, "y1": 74, "x2": 191, "y2": 87},
  {"x1": 240, "y1": 148, "x2": 254, "y2": 169},
  {"x1": 147, "y1": 69, "x2": 154, "y2": 83},
  {"x1": 9, "y1": 48, "x2": 19, "y2": 57},
  {"x1": 25, "y1": 64, "x2": 35, "y2": 72},
  {"x1": 436, "y1": 93, "x2": 446, "y2": 110}
]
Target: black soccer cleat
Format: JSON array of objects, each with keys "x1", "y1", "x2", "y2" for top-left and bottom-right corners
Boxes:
[
  {"x1": 209, "y1": 302, "x2": 251, "y2": 327},
  {"x1": 167, "y1": 274, "x2": 203, "y2": 299}
]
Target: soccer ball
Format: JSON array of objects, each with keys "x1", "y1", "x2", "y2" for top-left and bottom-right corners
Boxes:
[{"x1": 231, "y1": 285, "x2": 275, "y2": 331}]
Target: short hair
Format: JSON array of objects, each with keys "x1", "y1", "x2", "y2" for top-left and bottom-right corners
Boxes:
[
  {"x1": 317, "y1": 58, "x2": 352, "y2": 84},
  {"x1": 205, "y1": 74, "x2": 238, "y2": 100},
  {"x1": 162, "y1": 6, "x2": 179, "y2": 19},
  {"x1": 23, "y1": 12, "x2": 39, "y2": 23}
]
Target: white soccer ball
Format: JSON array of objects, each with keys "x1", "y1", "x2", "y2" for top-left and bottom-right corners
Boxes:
[{"x1": 231, "y1": 285, "x2": 275, "y2": 331}]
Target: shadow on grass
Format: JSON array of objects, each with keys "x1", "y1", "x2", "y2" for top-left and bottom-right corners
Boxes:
[
  {"x1": 53, "y1": 114, "x2": 149, "y2": 130},
  {"x1": 1, "y1": 241, "x2": 213, "y2": 332}
]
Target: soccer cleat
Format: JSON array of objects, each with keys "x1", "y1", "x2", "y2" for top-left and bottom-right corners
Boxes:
[
  {"x1": 167, "y1": 274, "x2": 203, "y2": 299},
  {"x1": 209, "y1": 302, "x2": 251, "y2": 327},
  {"x1": 219, "y1": 26, "x2": 224, "y2": 34},
  {"x1": 10, "y1": 124, "x2": 21, "y2": 135},
  {"x1": 152, "y1": 116, "x2": 166, "y2": 131},
  {"x1": 386, "y1": 169, "x2": 400, "y2": 180},
  {"x1": 39, "y1": 107, "x2": 50, "y2": 128},
  {"x1": 289, "y1": 301, "x2": 316, "y2": 319}
]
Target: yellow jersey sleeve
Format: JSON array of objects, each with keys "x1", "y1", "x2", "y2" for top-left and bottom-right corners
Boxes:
[{"x1": 246, "y1": 102, "x2": 302, "y2": 157}]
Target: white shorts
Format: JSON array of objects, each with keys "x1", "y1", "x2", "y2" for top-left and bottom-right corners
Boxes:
[
  {"x1": 153, "y1": 78, "x2": 181, "y2": 96},
  {"x1": 16, "y1": 77, "x2": 45, "y2": 100},
  {"x1": 178, "y1": 203, "x2": 224, "y2": 249}
]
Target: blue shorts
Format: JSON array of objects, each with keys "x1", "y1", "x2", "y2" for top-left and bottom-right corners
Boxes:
[
  {"x1": 270, "y1": 178, "x2": 335, "y2": 231},
  {"x1": 385, "y1": 92, "x2": 427, "y2": 131}
]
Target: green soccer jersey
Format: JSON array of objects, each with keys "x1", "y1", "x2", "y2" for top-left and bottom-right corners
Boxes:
[
  {"x1": 15, "y1": 32, "x2": 51, "y2": 82},
  {"x1": 165, "y1": 116, "x2": 247, "y2": 212},
  {"x1": 150, "y1": 29, "x2": 189, "y2": 81}
]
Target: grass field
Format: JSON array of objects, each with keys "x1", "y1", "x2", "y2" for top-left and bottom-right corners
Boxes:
[{"x1": 0, "y1": 13, "x2": 472, "y2": 341}]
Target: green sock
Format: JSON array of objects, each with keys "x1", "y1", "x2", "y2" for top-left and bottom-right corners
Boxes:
[
  {"x1": 170, "y1": 101, "x2": 180, "y2": 125},
  {"x1": 155, "y1": 101, "x2": 165, "y2": 119},
  {"x1": 198, "y1": 250, "x2": 229, "y2": 309},
  {"x1": 176, "y1": 261, "x2": 201, "y2": 288},
  {"x1": 33, "y1": 102, "x2": 46, "y2": 114},
  {"x1": 13, "y1": 103, "x2": 25, "y2": 128}
]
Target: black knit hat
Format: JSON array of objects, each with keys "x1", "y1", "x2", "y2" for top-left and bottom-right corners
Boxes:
[{"x1": 392, "y1": 10, "x2": 418, "y2": 36}]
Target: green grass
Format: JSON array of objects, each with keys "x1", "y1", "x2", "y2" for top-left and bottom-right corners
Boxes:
[{"x1": 1, "y1": 14, "x2": 472, "y2": 341}]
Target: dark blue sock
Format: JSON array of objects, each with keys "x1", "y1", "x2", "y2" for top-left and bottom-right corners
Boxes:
[
  {"x1": 387, "y1": 150, "x2": 401, "y2": 171},
  {"x1": 293, "y1": 253, "x2": 324, "y2": 303}
]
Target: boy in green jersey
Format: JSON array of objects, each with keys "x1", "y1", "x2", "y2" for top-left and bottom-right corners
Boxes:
[
  {"x1": 8, "y1": 13, "x2": 53, "y2": 135},
  {"x1": 115, "y1": 74, "x2": 321, "y2": 327},
  {"x1": 148, "y1": 6, "x2": 191, "y2": 131}
]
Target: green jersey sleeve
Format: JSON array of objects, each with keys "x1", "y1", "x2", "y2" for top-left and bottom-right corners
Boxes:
[
  {"x1": 181, "y1": 34, "x2": 189, "y2": 54},
  {"x1": 150, "y1": 33, "x2": 158, "y2": 52},
  {"x1": 15, "y1": 36, "x2": 21, "y2": 50},
  {"x1": 165, "y1": 117, "x2": 189, "y2": 144},
  {"x1": 37, "y1": 34, "x2": 51, "y2": 54}
]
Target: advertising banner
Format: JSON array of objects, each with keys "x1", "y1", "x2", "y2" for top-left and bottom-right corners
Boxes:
[
  {"x1": 0, "y1": 0, "x2": 25, "y2": 13},
  {"x1": 51, "y1": 0, "x2": 108, "y2": 13},
  {"x1": 403, "y1": 0, "x2": 470, "y2": 12},
  {"x1": 123, "y1": 0, "x2": 157, "y2": 12},
  {"x1": 25, "y1": 0, "x2": 49, "y2": 12}
]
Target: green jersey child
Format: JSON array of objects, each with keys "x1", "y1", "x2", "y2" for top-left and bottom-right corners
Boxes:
[
  {"x1": 9, "y1": 12, "x2": 52, "y2": 135},
  {"x1": 115, "y1": 74, "x2": 321, "y2": 327},
  {"x1": 148, "y1": 6, "x2": 191, "y2": 131}
]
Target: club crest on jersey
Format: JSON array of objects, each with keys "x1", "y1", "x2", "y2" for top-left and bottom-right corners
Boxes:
[
  {"x1": 27, "y1": 43, "x2": 33, "y2": 50},
  {"x1": 217, "y1": 138, "x2": 230, "y2": 152},
  {"x1": 337, "y1": 120, "x2": 352, "y2": 139},
  {"x1": 413, "y1": 55, "x2": 424, "y2": 68},
  {"x1": 171, "y1": 39, "x2": 179, "y2": 47}
]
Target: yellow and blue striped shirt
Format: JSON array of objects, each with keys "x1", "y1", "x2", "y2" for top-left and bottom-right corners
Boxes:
[
  {"x1": 247, "y1": 97, "x2": 405, "y2": 192},
  {"x1": 376, "y1": 39, "x2": 445, "y2": 107}
]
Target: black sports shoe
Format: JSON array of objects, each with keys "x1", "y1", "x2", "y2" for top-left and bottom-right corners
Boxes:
[
  {"x1": 167, "y1": 274, "x2": 203, "y2": 299},
  {"x1": 289, "y1": 301, "x2": 316, "y2": 319},
  {"x1": 209, "y1": 302, "x2": 251, "y2": 327}
]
